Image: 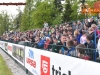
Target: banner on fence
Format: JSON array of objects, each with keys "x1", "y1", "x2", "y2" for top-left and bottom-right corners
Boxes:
[
  {"x1": 25, "y1": 47, "x2": 39, "y2": 75},
  {"x1": 7, "y1": 43, "x2": 13, "y2": 55},
  {"x1": 1, "y1": 41, "x2": 100, "y2": 75},
  {"x1": 25, "y1": 47, "x2": 100, "y2": 75},
  {"x1": 12, "y1": 44, "x2": 25, "y2": 66},
  {"x1": 0, "y1": 41, "x2": 7, "y2": 51}
]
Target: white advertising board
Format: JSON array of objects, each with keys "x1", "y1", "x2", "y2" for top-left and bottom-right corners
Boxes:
[
  {"x1": 7, "y1": 43, "x2": 13, "y2": 56},
  {"x1": 11, "y1": 44, "x2": 25, "y2": 66},
  {"x1": 25, "y1": 47, "x2": 40, "y2": 75},
  {"x1": 0, "y1": 41, "x2": 5, "y2": 49},
  {"x1": 0, "y1": 41, "x2": 7, "y2": 52},
  {"x1": 0, "y1": 40, "x2": 100, "y2": 75},
  {"x1": 25, "y1": 47, "x2": 100, "y2": 75},
  {"x1": 97, "y1": 38, "x2": 100, "y2": 57}
]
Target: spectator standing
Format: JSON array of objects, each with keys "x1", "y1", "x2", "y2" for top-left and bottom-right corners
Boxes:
[
  {"x1": 76, "y1": 20, "x2": 84, "y2": 32},
  {"x1": 85, "y1": 35, "x2": 95, "y2": 60},
  {"x1": 34, "y1": 37, "x2": 45, "y2": 49},
  {"x1": 88, "y1": 27, "x2": 95, "y2": 41},
  {"x1": 74, "y1": 30, "x2": 82, "y2": 44},
  {"x1": 83, "y1": 24, "x2": 89, "y2": 33},
  {"x1": 72, "y1": 21, "x2": 77, "y2": 32},
  {"x1": 80, "y1": 31, "x2": 87, "y2": 44},
  {"x1": 44, "y1": 22, "x2": 49, "y2": 28},
  {"x1": 84, "y1": 19, "x2": 90, "y2": 28},
  {"x1": 44, "y1": 37, "x2": 52, "y2": 50},
  {"x1": 89, "y1": 18, "x2": 97, "y2": 27}
]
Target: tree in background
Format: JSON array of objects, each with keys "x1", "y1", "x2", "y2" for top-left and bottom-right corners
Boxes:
[
  {"x1": 62, "y1": 0, "x2": 73, "y2": 22},
  {"x1": 53, "y1": 0, "x2": 63, "y2": 13},
  {"x1": 70, "y1": 1, "x2": 79, "y2": 21},
  {"x1": 0, "y1": 11, "x2": 11, "y2": 35},
  {"x1": 32, "y1": 2, "x2": 55, "y2": 28},
  {"x1": 20, "y1": 0, "x2": 34, "y2": 31},
  {"x1": 13, "y1": 7, "x2": 22, "y2": 30},
  {"x1": 20, "y1": 0, "x2": 97, "y2": 31},
  {"x1": 52, "y1": 0, "x2": 63, "y2": 25}
]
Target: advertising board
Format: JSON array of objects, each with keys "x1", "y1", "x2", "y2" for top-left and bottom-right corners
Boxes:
[{"x1": 12, "y1": 44, "x2": 25, "y2": 66}]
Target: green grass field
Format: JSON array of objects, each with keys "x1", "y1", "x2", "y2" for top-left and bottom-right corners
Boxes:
[{"x1": 0, "y1": 55, "x2": 13, "y2": 75}]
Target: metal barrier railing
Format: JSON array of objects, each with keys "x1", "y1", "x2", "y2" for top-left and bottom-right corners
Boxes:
[{"x1": 0, "y1": 39, "x2": 99, "y2": 62}]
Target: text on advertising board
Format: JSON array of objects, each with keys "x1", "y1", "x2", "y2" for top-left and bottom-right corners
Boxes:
[
  {"x1": 52, "y1": 65, "x2": 71, "y2": 75},
  {"x1": 8, "y1": 45, "x2": 12, "y2": 51},
  {"x1": 41, "y1": 55, "x2": 50, "y2": 75},
  {"x1": 41, "y1": 55, "x2": 71, "y2": 75},
  {"x1": 26, "y1": 49, "x2": 36, "y2": 68}
]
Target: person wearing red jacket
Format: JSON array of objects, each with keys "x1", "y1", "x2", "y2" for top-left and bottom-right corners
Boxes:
[{"x1": 44, "y1": 37, "x2": 51, "y2": 50}]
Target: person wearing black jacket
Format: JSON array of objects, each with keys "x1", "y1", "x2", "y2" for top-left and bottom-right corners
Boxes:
[
  {"x1": 52, "y1": 34, "x2": 68, "y2": 54},
  {"x1": 89, "y1": 18, "x2": 97, "y2": 27},
  {"x1": 85, "y1": 35, "x2": 96, "y2": 60}
]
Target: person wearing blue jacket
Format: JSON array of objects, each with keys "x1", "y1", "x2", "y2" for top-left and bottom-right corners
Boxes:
[
  {"x1": 34, "y1": 37, "x2": 45, "y2": 49},
  {"x1": 66, "y1": 40, "x2": 77, "y2": 57},
  {"x1": 74, "y1": 29, "x2": 82, "y2": 44}
]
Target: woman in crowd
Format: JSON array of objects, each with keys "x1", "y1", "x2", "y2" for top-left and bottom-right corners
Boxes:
[
  {"x1": 74, "y1": 29, "x2": 82, "y2": 44},
  {"x1": 80, "y1": 31, "x2": 87, "y2": 44}
]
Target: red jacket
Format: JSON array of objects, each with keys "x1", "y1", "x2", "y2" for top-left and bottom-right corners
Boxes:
[
  {"x1": 82, "y1": 55, "x2": 90, "y2": 60},
  {"x1": 44, "y1": 40, "x2": 51, "y2": 49}
]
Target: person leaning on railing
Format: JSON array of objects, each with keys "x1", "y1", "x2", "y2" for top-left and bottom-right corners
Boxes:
[
  {"x1": 65, "y1": 40, "x2": 77, "y2": 57},
  {"x1": 33, "y1": 36, "x2": 45, "y2": 49},
  {"x1": 84, "y1": 34, "x2": 99, "y2": 60},
  {"x1": 44, "y1": 37, "x2": 52, "y2": 50},
  {"x1": 52, "y1": 34, "x2": 68, "y2": 54},
  {"x1": 76, "y1": 44, "x2": 90, "y2": 60}
]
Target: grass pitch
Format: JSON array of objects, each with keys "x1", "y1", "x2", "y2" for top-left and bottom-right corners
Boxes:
[{"x1": 0, "y1": 55, "x2": 13, "y2": 75}]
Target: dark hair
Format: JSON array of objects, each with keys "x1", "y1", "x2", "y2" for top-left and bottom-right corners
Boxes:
[
  {"x1": 52, "y1": 37, "x2": 57, "y2": 40},
  {"x1": 82, "y1": 31, "x2": 87, "y2": 35},
  {"x1": 61, "y1": 34, "x2": 67, "y2": 38},
  {"x1": 86, "y1": 35, "x2": 92, "y2": 41},
  {"x1": 66, "y1": 40, "x2": 74, "y2": 47},
  {"x1": 73, "y1": 38, "x2": 77, "y2": 41},
  {"x1": 76, "y1": 44, "x2": 86, "y2": 54},
  {"x1": 85, "y1": 24, "x2": 89, "y2": 28},
  {"x1": 73, "y1": 21, "x2": 77, "y2": 24}
]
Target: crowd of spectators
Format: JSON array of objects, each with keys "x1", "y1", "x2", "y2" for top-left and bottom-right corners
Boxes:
[{"x1": 1, "y1": 18, "x2": 100, "y2": 61}]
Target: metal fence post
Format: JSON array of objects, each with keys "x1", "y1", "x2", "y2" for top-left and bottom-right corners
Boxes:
[
  {"x1": 26, "y1": 69, "x2": 28, "y2": 74},
  {"x1": 94, "y1": 29, "x2": 97, "y2": 49},
  {"x1": 94, "y1": 50, "x2": 96, "y2": 62}
]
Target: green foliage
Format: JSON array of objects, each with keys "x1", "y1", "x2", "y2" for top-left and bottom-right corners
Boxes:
[
  {"x1": 71, "y1": 2, "x2": 79, "y2": 21},
  {"x1": 52, "y1": 14, "x2": 62, "y2": 25},
  {"x1": 17, "y1": 0, "x2": 98, "y2": 31},
  {"x1": 20, "y1": 0, "x2": 34, "y2": 31},
  {"x1": 0, "y1": 55, "x2": 13, "y2": 75},
  {"x1": 13, "y1": 8, "x2": 22, "y2": 30},
  {"x1": 0, "y1": 11, "x2": 11, "y2": 35},
  {"x1": 53, "y1": 0, "x2": 63, "y2": 13},
  {"x1": 62, "y1": 0, "x2": 73, "y2": 22},
  {"x1": 32, "y1": 2, "x2": 58, "y2": 28}
]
